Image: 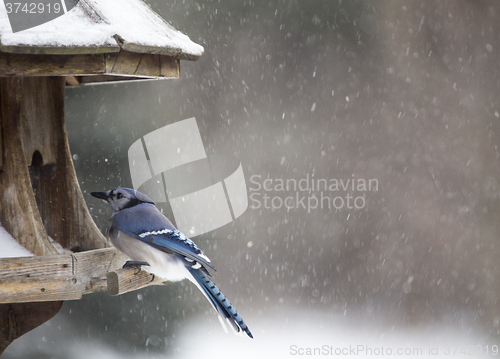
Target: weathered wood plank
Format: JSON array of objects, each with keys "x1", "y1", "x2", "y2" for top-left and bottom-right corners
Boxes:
[
  {"x1": 0, "y1": 52, "x2": 106, "y2": 76},
  {"x1": 0, "y1": 77, "x2": 58, "y2": 257},
  {"x1": 107, "y1": 51, "x2": 144, "y2": 76},
  {"x1": 105, "y1": 52, "x2": 119, "y2": 74},
  {"x1": 0, "y1": 255, "x2": 72, "y2": 280},
  {"x1": 0, "y1": 248, "x2": 166, "y2": 304},
  {"x1": 0, "y1": 51, "x2": 180, "y2": 81},
  {"x1": 72, "y1": 248, "x2": 127, "y2": 281},
  {"x1": 0, "y1": 250, "x2": 102, "y2": 303},
  {"x1": 136, "y1": 54, "x2": 161, "y2": 77},
  {"x1": 20, "y1": 77, "x2": 108, "y2": 251},
  {"x1": 160, "y1": 56, "x2": 180, "y2": 78},
  {"x1": 107, "y1": 267, "x2": 165, "y2": 296},
  {"x1": 0, "y1": 278, "x2": 82, "y2": 303},
  {"x1": 22, "y1": 78, "x2": 58, "y2": 165}
]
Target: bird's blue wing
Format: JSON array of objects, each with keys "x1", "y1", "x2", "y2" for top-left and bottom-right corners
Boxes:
[
  {"x1": 112, "y1": 203, "x2": 215, "y2": 271},
  {"x1": 140, "y1": 229, "x2": 215, "y2": 271}
]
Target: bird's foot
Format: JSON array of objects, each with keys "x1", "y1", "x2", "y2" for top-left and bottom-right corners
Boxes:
[{"x1": 123, "y1": 260, "x2": 150, "y2": 274}]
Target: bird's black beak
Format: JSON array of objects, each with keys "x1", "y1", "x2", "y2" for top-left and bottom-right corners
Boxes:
[{"x1": 90, "y1": 191, "x2": 110, "y2": 201}]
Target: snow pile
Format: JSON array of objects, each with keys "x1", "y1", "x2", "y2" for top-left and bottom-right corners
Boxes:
[
  {"x1": 0, "y1": 0, "x2": 203, "y2": 58},
  {"x1": 0, "y1": 3, "x2": 120, "y2": 49},
  {"x1": 86, "y1": 0, "x2": 204, "y2": 57},
  {"x1": 0, "y1": 224, "x2": 34, "y2": 258}
]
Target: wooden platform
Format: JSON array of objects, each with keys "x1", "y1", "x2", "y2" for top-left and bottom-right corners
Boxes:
[{"x1": 0, "y1": 248, "x2": 165, "y2": 304}]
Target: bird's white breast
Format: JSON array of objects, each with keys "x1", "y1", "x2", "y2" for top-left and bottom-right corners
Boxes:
[{"x1": 111, "y1": 230, "x2": 190, "y2": 282}]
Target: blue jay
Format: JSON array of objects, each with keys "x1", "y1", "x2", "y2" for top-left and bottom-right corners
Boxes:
[{"x1": 91, "y1": 187, "x2": 253, "y2": 338}]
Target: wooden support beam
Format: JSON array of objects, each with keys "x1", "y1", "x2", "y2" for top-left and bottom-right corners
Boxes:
[
  {"x1": 0, "y1": 51, "x2": 180, "y2": 82},
  {"x1": 65, "y1": 76, "x2": 80, "y2": 86},
  {"x1": 107, "y1": 267, "x2": 165, "y2": 296},
  {"x1": 0, "y1": 52, "x2": 106, "y2": 77},
  {"x1": 0, "y1": 248, "x2": 166, "y2": 304}
]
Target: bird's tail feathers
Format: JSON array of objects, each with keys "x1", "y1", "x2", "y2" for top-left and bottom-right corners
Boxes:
[{"x1": 188, "y1": 268, "x2": 253, "y2": 339}]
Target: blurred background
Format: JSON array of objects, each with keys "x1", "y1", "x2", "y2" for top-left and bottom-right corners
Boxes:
[{"x1": 5, "y1": 0, "x2": 500, "y2": 357}]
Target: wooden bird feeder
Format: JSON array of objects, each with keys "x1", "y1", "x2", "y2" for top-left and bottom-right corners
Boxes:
[{"x1": 0, "y1": 0, "x2": 203, "y2": 353}]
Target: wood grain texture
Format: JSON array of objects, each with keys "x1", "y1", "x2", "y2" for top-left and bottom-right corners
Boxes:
[
  {"x1": 136, "y1": 54, "x2": 161, "y2": 77},
  {"x1": 107, "y1": 51, "x2": 145, "y2": 75},
  {"x1": 0, "y1": 77, "x2": 108, "y2": 252},
  {"x1": 0, "y1": 77, "x2": 57, "y2": 257},
  {"x1": 105, "y1": 51, "x2": 179, "y2": 78},
  {"x1": 0, "y1": 248, "x2": 167, "y2": 304},
  {"x1": 24, "y1": 77, "x2": 108, "y2": 251},
  {"x1": 0, "y1": 52, "x2": 106, "y2": 76},
  {"x1": 0, "y1": 51, "x2": 180, "y2": 82},
  {"x1": 160, "y1": 56, "x2": 180, "y2": 78},
  {"x1": 107, "y1": 267, "x2": 165, "y2": 296}
]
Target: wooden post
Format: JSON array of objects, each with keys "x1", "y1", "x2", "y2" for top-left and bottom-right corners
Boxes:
[
  {"x1": 0, "y1": 77, "x2": 57, "y2": 257},
  {"x1": 22, "y1": 77, "x2": 108, "y2": 252},
  {"x1": 0, "y1": 76, "x2": 108, "y2": 252}
]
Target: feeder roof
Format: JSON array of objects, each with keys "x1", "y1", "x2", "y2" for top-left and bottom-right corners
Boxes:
[{"x1": 0, "y1": 0, "x2": 203, "y2": 60}]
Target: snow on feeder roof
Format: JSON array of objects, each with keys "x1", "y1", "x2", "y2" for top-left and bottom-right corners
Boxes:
[{"x1": 0, "y1": 0, "x2": 203, "y2": 83}]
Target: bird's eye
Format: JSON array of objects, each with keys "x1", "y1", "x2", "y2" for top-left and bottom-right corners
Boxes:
[{"x1": 117, "y1": 193, "x2": 124, "y2": 199}]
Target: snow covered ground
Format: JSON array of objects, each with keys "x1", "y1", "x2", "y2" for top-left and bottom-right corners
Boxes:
[{"x1": 3, "y1": 309, "x2": 496, "y2": 359}]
